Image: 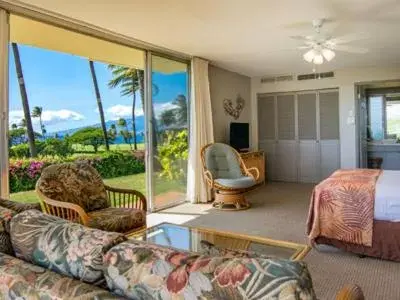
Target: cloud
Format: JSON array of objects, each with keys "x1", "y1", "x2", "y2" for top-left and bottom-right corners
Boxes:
[
  {"x1": 104, "y1": 104, "x2": 144, "y2": 120},
  {"x1": 9, "y1": 109, "x2": 84, "y2": 127},
  {"x1": 103, "y1": 101, "x2": 178, "y2": 120},
  {"x1": 153, "y1": 102, "x2": 179, "y2": 117}
]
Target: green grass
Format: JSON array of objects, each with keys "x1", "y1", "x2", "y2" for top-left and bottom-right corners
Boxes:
[{"x1": 10, "y1": 172, "x2": 185, "y2": 204}]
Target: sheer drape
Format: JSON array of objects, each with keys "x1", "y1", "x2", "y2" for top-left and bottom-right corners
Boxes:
[{"x1": 187, "y1": 57, "x2": 214, "y2": 203}]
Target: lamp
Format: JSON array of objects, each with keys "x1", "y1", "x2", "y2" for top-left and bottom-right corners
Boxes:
[
  {"x1": 313, "y1": 54, "x2": 324, "y2": 65},
  {"x1": 322, "y1": 48, "x2": 335, "y2": 61},
  {"x1": 303, "y1": 47, "x2": 336, "y2": 64},
  {"x1": 303, "y1": 49, "x2": 317, "y2": 63}
]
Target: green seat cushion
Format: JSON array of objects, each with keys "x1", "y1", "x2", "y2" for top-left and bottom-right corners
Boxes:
[
  {"x1": 215, "y1": 176, "x2": 256, "y2": 189},
  {"x1": 205, "y1": 143, "x2": 243, "y2": 179}
]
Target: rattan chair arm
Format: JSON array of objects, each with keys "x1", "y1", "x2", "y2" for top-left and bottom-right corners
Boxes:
[
  {"x1": 204, "y1": 170, "x2": 214, "y2": 187},
  {"x1": 246, "y1": 167, "x2": 260, "y2": 181},
  {"x1": 104, "y1": 184, "x2": 147, "y2": 211},
  {"x1": 35, "y1": 188, "x2": 89, "y2": 226}
]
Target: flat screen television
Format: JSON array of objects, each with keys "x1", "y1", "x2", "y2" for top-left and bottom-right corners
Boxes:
[{"x1": 230, "y1": 122, "x2": 249, "y2": 151}]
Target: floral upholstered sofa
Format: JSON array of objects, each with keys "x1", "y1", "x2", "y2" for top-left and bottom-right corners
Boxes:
[{"x1": 0, "y1": 200, "x2": 363, "y2": 300}]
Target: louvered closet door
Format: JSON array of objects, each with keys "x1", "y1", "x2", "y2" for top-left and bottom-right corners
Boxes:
[
  {"x1": 276, "y1": 94, "x2": 297, "y2": 182},
  {"x1": 298, "y1": 92, "x2": 319, "y2": 183},
  {"x1": 319, "y1": 90, "x2": 340, "y2": 179},
  {"x1": 258, "y1": 95, "x2": 276, "y2": 180}
]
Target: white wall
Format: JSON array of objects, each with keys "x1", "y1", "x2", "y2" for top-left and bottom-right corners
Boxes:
[
  {"x1": 209, "y1": 65, "x2": 251, "y2": 143},
  {"x1": 251, "y1": 66, "x2": 400, "y2": 168}
]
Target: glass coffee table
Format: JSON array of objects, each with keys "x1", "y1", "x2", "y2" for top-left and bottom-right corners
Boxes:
[{"x1": 129, "y1": 222, "x2": 310, "y2": 260}]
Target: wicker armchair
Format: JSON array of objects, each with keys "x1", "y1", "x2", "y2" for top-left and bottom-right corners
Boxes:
[
  {"x1": 201, "y1": 143, "x2": 259, "y2": 211},
  {"x1": 36, "y1": 162, "x2": 146, "y2": 234}
]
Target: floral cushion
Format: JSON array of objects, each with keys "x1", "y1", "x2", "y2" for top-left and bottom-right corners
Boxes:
[
  {"x1": 0, "y1": 232, "x2": 14, "y2": 256},
  {"x1": 0, "y1": 198, "x2": 41, "y2": 213},
  {"x1": 104, "y1": 239, "x2": 316, "y2": 300},
  {"x1": 88, "y1": 207, "x2": 146, "y2": 233},
  {"x1": 0, "y1": 253, "x2": 124, "y2": 299},
  {"x1": 36, "y1": 162, "x2": 109, "y2": 212},
  {"x1": 10, "y1": 210, "x2": 126, "y2": 283},
  {"x1": 0, "y1": 207, "x2": 15, "y2": 255},
  {"x1": 0, "y1": 206, "x2": 15, "y2": 233}
]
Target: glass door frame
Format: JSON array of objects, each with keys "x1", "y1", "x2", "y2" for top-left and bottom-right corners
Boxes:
[
  {"x1": 145, "y1": 51, "x2": 191, "y2": 212},
  {"x1": 0, "y1": 8, "x2": 9, "y2": 198}
]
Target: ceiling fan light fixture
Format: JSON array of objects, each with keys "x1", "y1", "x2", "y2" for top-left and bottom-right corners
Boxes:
[
  {"x1": 303, "y1": 49, "x2": 317, "y2": 63},
  {"x1": 313, "y1": 54, "x2": 324, "y2": 65},
  {"x1": 322, "y1": 48, "x2": 335, "y2": 61}
]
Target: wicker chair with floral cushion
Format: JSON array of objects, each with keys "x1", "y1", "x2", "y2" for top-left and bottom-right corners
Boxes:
[
  {"x1": 201, "y1": 143, "x2": 260, "y2": 211},
  {"x1": 36, "y1": 162, "x2": 146, "y2": 234}
]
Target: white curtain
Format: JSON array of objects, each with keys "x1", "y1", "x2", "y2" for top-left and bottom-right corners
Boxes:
[
  {"x1": 187, "y1": 57, "x2": 214, "y2": 203},
  {"x1": 0, "y1": 9, "x2": 9, "y2": 198}
]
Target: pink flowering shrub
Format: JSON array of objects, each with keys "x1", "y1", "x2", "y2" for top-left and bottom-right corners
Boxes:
[{"x1": 9, "y1": 152, "x2": 145, "y2": 193}]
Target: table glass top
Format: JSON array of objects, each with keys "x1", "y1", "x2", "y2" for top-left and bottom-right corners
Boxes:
[{"x1": 130, "y1": 222, "x2": 309, "y2": 260}]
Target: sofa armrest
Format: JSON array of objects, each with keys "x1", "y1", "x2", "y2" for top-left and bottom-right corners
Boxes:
[
  {"x1": 0, "y1": 198, "x2": 41, "y2": 213},
  {"x1": 104, "y1": 185, "x2": 147, "y2": 211},
  {"x1": 336, "y1": 284, "x2": 365, "y2": 300}
]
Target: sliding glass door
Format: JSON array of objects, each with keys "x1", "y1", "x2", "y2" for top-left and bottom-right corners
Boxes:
[
  {"x1": 149, "y1": 54, "x2": 189, "y2": 211},
  {"x1": 0, "y1": 12, "x2": 191, "y2": 212}
]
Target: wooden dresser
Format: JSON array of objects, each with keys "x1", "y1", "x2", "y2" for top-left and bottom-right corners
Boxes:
[{"x1": 240, "y1": 151, "x2": 265, "y2": 185}]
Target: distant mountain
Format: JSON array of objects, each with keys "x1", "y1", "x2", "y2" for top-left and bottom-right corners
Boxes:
[{"x1": 49, "y1": 116, "x2": 146, "y2": 144}]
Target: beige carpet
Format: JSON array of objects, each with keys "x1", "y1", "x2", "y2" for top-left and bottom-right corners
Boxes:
[{"x1": 147, "y1": 182, "x2": 400, "y2": 299}]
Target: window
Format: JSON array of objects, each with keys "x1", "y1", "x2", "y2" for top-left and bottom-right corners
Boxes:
[
  {"x1": 386, "y1": 99, "x2": 400, "y2": 138},
  {"x1": 367, "y1": 92, "x2": 400, "y2": 141}
]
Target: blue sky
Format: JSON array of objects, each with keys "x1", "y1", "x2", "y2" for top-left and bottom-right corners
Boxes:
[{"x1": 9, "y1": 44, "x2": 188, "y2": 133}]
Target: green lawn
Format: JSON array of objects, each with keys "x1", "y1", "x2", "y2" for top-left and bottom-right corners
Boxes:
[{"x1": 10, "y1": 172, "x2": 185, "y2": 204}]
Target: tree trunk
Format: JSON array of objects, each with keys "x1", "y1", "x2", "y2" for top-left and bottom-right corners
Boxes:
[
  {"x1": 39, "y1": 115, "x2": 45, "y2": 138},
  {"x1": 89, "y1": 60, "x2": 109, "y2": 151},
  {"x1": 131, "y1": 75, "x2": 138, "y2": 150},
  {"x1": 12, "y1": 43, "x2": 37, "y2": 157},
  {"x1": 136, "y1": 69, "x2": 158, "y2": 150}
]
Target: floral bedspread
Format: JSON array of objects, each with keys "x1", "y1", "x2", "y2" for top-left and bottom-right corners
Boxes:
[{"x1": 307, "y1": 169, "x2": 382, "y2": 247}]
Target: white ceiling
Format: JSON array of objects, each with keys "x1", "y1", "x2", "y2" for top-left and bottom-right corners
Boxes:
[{"x1": 11, "y1": 0, "x2": 400, "y2": 76}]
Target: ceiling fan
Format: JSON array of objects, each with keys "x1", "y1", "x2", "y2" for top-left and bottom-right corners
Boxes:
[{"x1": 291, "y1": 19, "x2": 369, "y2": 65}]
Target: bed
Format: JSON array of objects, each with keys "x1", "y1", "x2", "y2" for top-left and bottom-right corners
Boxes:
[{"x1": 307, "y1": 169, "x2": 400, "y2": 261}]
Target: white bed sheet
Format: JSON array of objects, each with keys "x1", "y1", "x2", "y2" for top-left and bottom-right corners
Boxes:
[{"x1": 374, "y1": 170, "x2": 400, "y2": 221}]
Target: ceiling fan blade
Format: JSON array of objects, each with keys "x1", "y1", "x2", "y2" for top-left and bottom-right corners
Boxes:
[
  {"x1": 284, "y1": 18, "x2": 336, "y2": 29},
  {"x1": 328, "y1": 44, "x2": 369, "y2": 54},
  {"x1": 328, "y1": 32, "x2": 370, "y2": 45},
  {"x1": 297, "y1": 45, "x2": 312, "y2": 50},
  {"x1": 290, "y1": 35, "x2": 314, "y2": 41}
]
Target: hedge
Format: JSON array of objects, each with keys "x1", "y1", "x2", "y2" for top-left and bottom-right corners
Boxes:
[{"x1": 9, "y1": 151, "x2": 145, "y2": 193}]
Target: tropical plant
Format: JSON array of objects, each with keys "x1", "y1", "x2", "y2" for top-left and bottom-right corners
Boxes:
[
  {"x1": 157, "y1": 129, "x2": 188, "y2": 181},
  {"x1": 69, "y1": 127, "x2": 105, "y2": 153},
  {"x1": 89, "y1": 60, "x2": 109, "y2": 151},
  {"x1": 31, "y1": 106, "x2": 46, "y2": 137},
  {"x1": 11, "y1": 43, "x2": 37, "y2": 157},
  {"x1": 159, "y1": 94, "x2": 188, "y2": 129}
]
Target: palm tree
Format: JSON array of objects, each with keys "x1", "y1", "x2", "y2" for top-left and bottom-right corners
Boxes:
[
  {"x1": 108, "y1": 66, "x2": 139, "y2": 150},
  {"x1": 89, "y1": 60, "x2": 110, "y2": 151},
  {"x1": 117, "y1": 118, "x2": 132, "y2": 149},
  {"x1": 11, "y1": 43, "x2": 37, "y2": 157},
  {"x1": 108, "y1": 66, "x2": 159, "y2": 150},
  {"x1": 32, "y1": 106, "x2": 46, "y2": 138}
]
